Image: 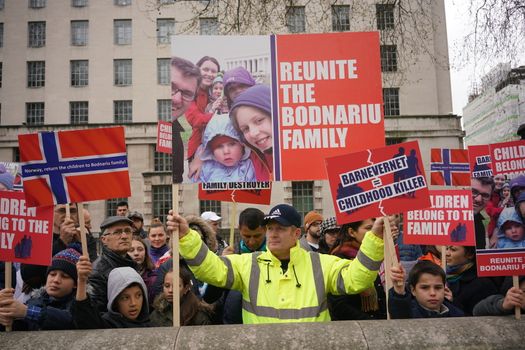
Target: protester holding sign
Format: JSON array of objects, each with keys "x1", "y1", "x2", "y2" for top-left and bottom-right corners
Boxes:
[
  {"x1": 473, "y1": 276, "x2": 525, "y2": 316},
  {"x1": 230, "y1": 85, "x2": 273, "y2": 181},
  {"x1": 167, "y1": 204, "x2": 395, "y2": 324},
  {"x1": 445, "y1": 245, "x2": 497, "y2": 315},
  {"x1": 328, "y1": 218, "x2": 387, "y2": 320},
  {"x1": 0, "y1": 246, "x2": 81, "y2": 330},
  {"x1": 388, "y1": 261, "x2": 464, "y2": 319}
]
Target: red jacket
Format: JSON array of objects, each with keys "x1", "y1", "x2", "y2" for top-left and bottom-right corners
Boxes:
[{"x1": 185, "y1": 88, "x2": 212, "y2": 159}]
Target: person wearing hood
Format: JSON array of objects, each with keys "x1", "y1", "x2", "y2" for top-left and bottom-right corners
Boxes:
[
  {"x1": 495, "y1": 207, "x2": 525, "y2": 249},
  {"x1": 223, "y1": 66, "x2": 256, "y2": 108},
  {"x1": 0, "y1": 246, "x2": 81, "y2": 331},
  {"x1": 196, "y1": 114, "x2": 256, "y2": 183},
  {"x1": 74, "y1": 258, "x2": 150, "y2": 329},
  {"x1": 205, "y1": 75, "x2": 228, "y2": 114},
  {"x1": 87, "y1": 216, "x2": 138, "y2": 313},
  {"x1": 230, "y1": 84, "x2": 273, "y2": 181}
]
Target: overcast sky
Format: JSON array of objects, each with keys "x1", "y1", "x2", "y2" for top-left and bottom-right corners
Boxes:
[{"x1": 445, "y1": 0, "x2": 525, "y2": 115}]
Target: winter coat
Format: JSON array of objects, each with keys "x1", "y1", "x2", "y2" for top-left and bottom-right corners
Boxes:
[
  {"x1": 447, "y1": 265, "x2": 498, "y2": 315},
  {"x1": 186, "y1": 88, "x2": 212, "y2": 160},
  {"x1": 149, "y1": 244, "x2": 170, "y2": 266},
  {"x1": 180, "y1": 228, "x2": 384, "y2": 324},
  {"x1": 472, "y1": 294, "x2": 525, "y2": 316},
  {"x1": 388, "y1": 288, "x2": 465, "y2": 319},
  {"x1": 53, "y1": 233, "x2": 98, "y2": 262},
  {"x1": 198, "y1": 114, "x2": 255, "y2": 183},
  {"x1": 150, "y1": 294, "x2": 173, "y2": 327},
  {"x1": 73, "y1": 267, "x2": 151, "y2": 329},
  {"x1": 13, "y1": 288, "x2": 75, "y2": 331},
  {"x1": 87, "y1": 245, "x2": 138, "y2": 313},
  {"x1": 496, "y1": 207, "x2": 525, "y2": 248}
]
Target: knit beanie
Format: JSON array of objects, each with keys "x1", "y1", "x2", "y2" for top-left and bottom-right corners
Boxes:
[
  {"x1": 231, "y1": 85, "x2": 272, "y2": 116},
  {"x1": 0, "y1": 164, "x2": 14, "y2": 190},
  {"x1": 304, "y1": 211, "x2": 323, "y2": 226},
  {"x1": 223, "y1": 67, "x2": 256, "y2": 92},
  {"x1": 46, "y1": 244, "x2": 82, "y2": 282},
  {"x1": 212, "y1": 76, "x2": 223, "y2": 85}
]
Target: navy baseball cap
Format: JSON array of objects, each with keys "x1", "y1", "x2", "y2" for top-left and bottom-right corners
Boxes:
[{"x1": 262, "y1": 204, "x2": 302, "y2": 227}]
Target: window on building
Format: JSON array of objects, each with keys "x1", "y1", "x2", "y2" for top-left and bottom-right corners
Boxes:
[
  {"x1": 383, "y1": 87, "x2": 400, "y2": 116},
  {"x1": 380, "y1": 45, "x2": 398, "y2": 72},
  {"x1": 71, "y1": 60, "x2": 88, "y2": 86},
  {"x1": 114, "y1": 0, "x2": 131, "y2": 6},
  {"x1": 153, "y1": 185, "x2": 172, "y2": 224},
  {"x1": 28, "y1": 21, "x2": 46, "y2": 47},
  {"x1": 376, "y1": 4, "x2": 395, "y2": 30},
  {"x1": 286, "y1": 6, "x2": 305, "y2": 33},
  {"x1": 154, "y1": 150, "x2": 172, "y2": 172},
  {"x1": 114, "y1": 19, "x2": 131, "y2": 45},
  {"x1": 292, "y1": 181, "x2": 314, "y2": 219},
  {"x1": 157, "y1": 18, "x2": 175, "y2": 44},
  {"x1": 13, "y1": 148, "x2": 20, "y2": 162},
  {"x1": 386, "y1": 137, "x2": 405, "y2": 145},
  {"x1": 114, "y1": 59, "x2": 132, "y2": 86},
  {"x1": 157, "y1": 58, "x2": 170, "y2": 85},
  {"x1": 0, "y1": 23, "x2": 3, "y2": 47},
  {"x1": 26, "y1": 102, "x2": 44, "y2": 125},
  {"x1": 199, "y1": 200, "x2": 221, "y2": 218},
  {"x1": 157, "y1": 99, "x2": 171, "y2": 121},
  {"x1": 27, "y1": 61, "x2": 45, "y2": 88},
  {"x1": 29, "y1": 0, "x2": 46, "y2": 9},
  {"x1": 106, "y1": 197, "x2": 128, "y2": 217},
  {"x1": 114, "y1": 100, "x2": 132, "y2": 123},
  {"x1": 71, "y1": 20, "x2": 88, "y2": 46},
  {"x1": 72, "y1": 0, "x2": 88, "y2": 7},
  {"x1": 0, "y1": 0, "x2": 4, "y2": 10},
  {"x1": 70, "y1": 101, "x2": 88, "y2": 124},
  {"x1": 0, "y1": 62, "x2": 2, "y2": 88},
  {"x1": 332, "y1": 5, "x2": 350, "y2": 31},
  {"x1": 199, "y1": 18, "x2": 219, "y2": 35}
]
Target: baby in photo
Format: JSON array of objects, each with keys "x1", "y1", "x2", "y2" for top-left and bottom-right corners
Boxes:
[
  {"x1": 197, "y1": 114, "x2": 256, "y2": 183},
  {"x1": 496, "y1": 207, "x2": 525, "y2": 249}
]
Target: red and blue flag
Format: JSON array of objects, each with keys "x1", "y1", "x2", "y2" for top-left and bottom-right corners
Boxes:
[
  {"x1": 18, "y1": 127, "x2": 131, "y2": 207},
  {"x1": 430, "y1": 148, "x2": 471, "y2": 186}
]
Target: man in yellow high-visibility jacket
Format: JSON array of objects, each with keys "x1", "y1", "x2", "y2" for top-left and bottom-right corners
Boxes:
[{"x1": 167, "y1": 204, "x2": 394, "y2": 324}]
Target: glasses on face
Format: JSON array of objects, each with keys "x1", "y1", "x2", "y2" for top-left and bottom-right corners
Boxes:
[
  {"x1": 105, "y1": 227, "x2": 133, "y2": 236},
  {"x1": 472, "y1": 188, "x2": 491, "y2": 200},
  {"x1": 172, "y1": 84, "x2": 195, "y2": 102}
]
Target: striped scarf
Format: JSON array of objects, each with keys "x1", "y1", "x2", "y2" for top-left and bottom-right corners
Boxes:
[{"x1": 446, "y1": 261, "x2": 474, "y2": 284}]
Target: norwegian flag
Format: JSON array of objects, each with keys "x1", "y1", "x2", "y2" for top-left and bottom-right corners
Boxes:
[
  {"x1": 18, "y1": 127, "x2": 131, "y2": 207},
  {"x1": 430, "y1": 148, "x2": 471, "y2": 186}
]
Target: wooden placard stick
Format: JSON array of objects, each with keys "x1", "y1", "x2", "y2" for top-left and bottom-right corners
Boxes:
[
  {"x1": 383, "y1": 216, "x2": 399, "y2": 320},
  {"x1": 229, "y1": 195, "x2": 237, "y2": 248},
  {"x1": 441, "y1": 246, "x2": 447, "y2": 271},
  {"x1": 77, "y1": 202, "x2": 89, "y2": 258},
  {"x1": 4, "y1": 262, "x2": 12, "y2": 332},
  {"x1": 513, "y1": 275, "x2": 521, "y2": 320},
  {"x1": 172, "y1": 183, "x2": 180, "y2": 328},
  {"x1": 65, "y1": 203, "x2": 71, "y2": 219}
]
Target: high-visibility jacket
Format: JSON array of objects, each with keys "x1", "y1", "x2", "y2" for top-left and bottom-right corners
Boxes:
[{"x1": 180, "y1": 229, "x2": 384, "y2": 324}]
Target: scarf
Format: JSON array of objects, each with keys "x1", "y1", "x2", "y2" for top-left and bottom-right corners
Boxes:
[
  {"x1": 150, "y1": 244, "x2": 170, "y2": 264},
  {"x1": 240, "y1": 239, "x2": 266, "y2": 254},
  {"x1": 446, "y1": 261, "x2": 474, "y2": 284}
]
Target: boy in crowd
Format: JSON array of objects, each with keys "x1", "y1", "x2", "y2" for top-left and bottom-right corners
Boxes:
[
  {"x1": 73, "y1": 256, "x2": 151, "y2": 328},
  {"x1": 388, "y1": 260, "x2": 464, "y2": 318}
]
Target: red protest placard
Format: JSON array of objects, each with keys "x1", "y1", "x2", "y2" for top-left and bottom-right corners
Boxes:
[
  {"x1": 199, "y1": 182, "x2": 272, "y2": 205},
  {"x1": 468, "y1": 145, "x2": 493, "y2": 178},
  {"x1": 326, "y1": 140, "x2": 430, "y2": 224},
  {"x1": 273, "y1": 32, "x2": 385, "y2": 181},
  {"x1": 477, "y1": 248, "x2": 525, "y2": 277},
  {"x1": 404, "y1": 190, "x2": 475, "y2": 246},
  {"x1": 489, "y1": 140, "x2": 525, "y2": 177},
  {"x1": 157, "y1": 121, "x2": 172, "y2": 154},
  {"x1": 0, "y1": 191, "x2": 53, "y2": 266},
  {"x1": 19, "y1": 127, "x2": 131, "y2": 206}
]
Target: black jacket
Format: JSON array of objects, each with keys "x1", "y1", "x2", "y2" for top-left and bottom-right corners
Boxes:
[
  {"x1": 448, "y1": 265, "x2": 498, "y2": 315},
  {"x1": 388, "y1": 288, "x2": 465, "y2": 319},
  {"x1": 87, "y1": 246, "x2": 137, "y2": 313}
]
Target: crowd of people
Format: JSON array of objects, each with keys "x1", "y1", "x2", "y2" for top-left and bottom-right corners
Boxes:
[{"x1": 0, "y1": 173, "x2": 523, "y2": 330}]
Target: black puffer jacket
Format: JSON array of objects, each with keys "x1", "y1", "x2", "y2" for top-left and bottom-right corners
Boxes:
[{"x1": 87, "y1": 245, "x2": 137, "y2": 313}]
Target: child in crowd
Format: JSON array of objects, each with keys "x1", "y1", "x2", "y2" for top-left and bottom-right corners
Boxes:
[
  {"x1": 223, "y1": 66, "x2": 256, "y2": 108},
  {"x1": 496, "y1": 208, "x2": 525, "y2": 249},
  {"x1": 388, "y1": 260, "x2": 464, "y2": 318},
  {"x1": 205, "y1": 76, "x2": 228, "y2": 114},
  {"x1": 499, "y1": 182, "x2": 513, "y2": 207},
  {"x1": 73, "y1": 256, "x2": 151, "y2": 328},
  {"x1": 0, "y1": 246, "x2": 81, "y2": 330},
  {"x1": 197, "y1": 114, "x2": 256, "y2": 183},
  {"x1": 129, "y1": 238, "x2": 157, "y2": 309}
]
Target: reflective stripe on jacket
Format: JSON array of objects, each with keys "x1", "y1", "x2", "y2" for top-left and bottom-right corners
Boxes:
[{"x1": 180, "y1": 229, "x2": 384, "y2": 324}]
